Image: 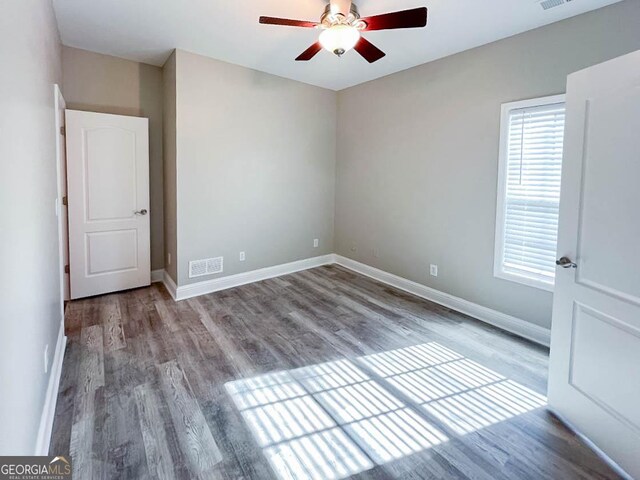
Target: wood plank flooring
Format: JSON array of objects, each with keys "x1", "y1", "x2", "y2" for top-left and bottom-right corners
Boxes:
[{"x1": 49, "y1": 265, "x2": 621, "y2": 479}]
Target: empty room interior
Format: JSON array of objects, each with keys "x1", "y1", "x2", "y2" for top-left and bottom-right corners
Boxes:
[{"x1": 2, "y1": 0, "x2": 640, "y2": 478}]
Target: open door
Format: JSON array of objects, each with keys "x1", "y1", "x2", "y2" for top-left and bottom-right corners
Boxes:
[
  {"x1": 66, "y1": 110, "x2": 150, "y2": 299},
  {"x1": 548, "y1": 49, "x2": 640, "y2": 478}
]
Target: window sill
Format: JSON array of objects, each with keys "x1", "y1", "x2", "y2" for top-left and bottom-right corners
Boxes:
[{"x1": 494, "y1": 269, "x2": 555, "y2": 293}]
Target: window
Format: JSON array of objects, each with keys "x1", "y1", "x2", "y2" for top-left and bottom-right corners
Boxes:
[{"x1": 494, "y1": 95, "x2": 566, "y2": 291}]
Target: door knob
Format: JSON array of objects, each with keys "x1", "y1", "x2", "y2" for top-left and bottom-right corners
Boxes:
[
  {"x1": 556, "y1": 257, "x2": 577, "y2": 269},
  {"x1": 134, "y1": 209, "x2": 148, "y2": 215}
]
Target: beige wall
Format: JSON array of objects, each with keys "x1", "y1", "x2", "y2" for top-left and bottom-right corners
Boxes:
[
  {"x1": 162, "y1": 52, "x2": 178, "y2": 281},
  {"x1": 0, "y1": 0, "x2": 62, "y2": 454},
  {"x1": 335, "y1": 0, "x2": 640, "y2": 329},
  {"x1": 61, "y1": 47, "x2": 165, "y2": 270},
  {"x1": 172, "y1": 50, "x2": 337, "y2": 286}
]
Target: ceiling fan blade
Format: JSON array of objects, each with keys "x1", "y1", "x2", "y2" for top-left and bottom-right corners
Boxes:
[
  {"x1": 330, "y1": 0, "x2": 352, "y2": 17},
  {"x1": 361, "y1": 7, "x2": 428, "y2": 31},
  {"x1": 296, "y1": 42, "x2": 323, "y2": 61},
  {"x1": 259, "y1": 16, "x2": 318, "y2": 28},
  {"x1": 354, "y1": 37, "x2": 386, "y2": 63}
]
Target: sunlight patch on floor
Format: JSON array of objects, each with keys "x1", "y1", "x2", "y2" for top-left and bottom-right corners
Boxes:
[
  {"x1": 226, "y1": 342, "x2": 546, "y2": 480},
  {"x1": 360, "y1": 343, "x2": 547, "y2": 435}
]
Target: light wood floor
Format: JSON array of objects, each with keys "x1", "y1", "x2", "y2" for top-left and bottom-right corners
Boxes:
[{"x1": 50, "y1": 265, "x2": 620, "y2": 479}]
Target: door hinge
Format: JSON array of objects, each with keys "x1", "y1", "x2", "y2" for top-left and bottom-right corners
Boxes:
[
  {"x1": 60, "y1": 126, "x2": 66, "y2": 136},
  {"x1": 62, "y1": 195, "x2": 68, "y2": 206},
  {"x1": 64, "y1": 265, "x2": 70, "y2": 274}
]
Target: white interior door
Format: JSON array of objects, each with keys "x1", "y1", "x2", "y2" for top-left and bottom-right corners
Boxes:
[
  {"x1": 66, "y1": 110, "x2": 150, "y2": 299},
  {"x1": 548, "y1": 49, "x2": 640, "y2": 478}
]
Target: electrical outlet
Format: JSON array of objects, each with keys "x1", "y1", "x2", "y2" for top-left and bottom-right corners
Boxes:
[
  {"x1": 313, "y1": 239, "x2": 319, "y2": 248},
  {"x1": 372, "y1": 248, "x2": 379, "y2": 258},
  {"x1": 44, "y1": 344, "x2": 49, "y2": 373},
  {"x1": 350, "y1": 242, "x2": 357, "y2": 253},
  {"x1": 239, "y1": 251, "x2": 246, "y2": 261},
  {"x1": 430, "y1": 264, "x2": 438, "y2": 277}
]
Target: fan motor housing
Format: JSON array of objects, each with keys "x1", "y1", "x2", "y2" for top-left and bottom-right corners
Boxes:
[{"x1": 321, "y1": 2, "x2": 361, "y2": 27}]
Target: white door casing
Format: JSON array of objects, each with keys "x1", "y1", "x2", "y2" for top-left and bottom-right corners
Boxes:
[
  {"x1": 548, "y1": 50, "x2": 640, "y2": 478},
  {"x1": 66, "y1": 110, "x2": 150, "y2": 299},
  {"x1": 54, "y1": 85, "x2": 69, "y2": 303}
]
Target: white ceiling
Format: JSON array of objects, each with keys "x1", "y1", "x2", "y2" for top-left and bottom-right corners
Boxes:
[{"x1": 53, "y1": 0, "x2": 622, "y2": 91}]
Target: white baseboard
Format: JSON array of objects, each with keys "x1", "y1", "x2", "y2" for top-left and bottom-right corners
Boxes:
[
  {"x1": 334, "y1": 255, "x2": 551, "y2": 347},
  {"x1": 172, "y1": 254, "x2": 335, "y2": 301},
  {"x1": 151, "y1": 269, "x2": 164, "y2": 283},
  {"x1": 548, "y1": 408, "x2": 632, "y2": 480},
  {"x1": 34, "y1": 320, "x2": 67, "y2": 455},
  {"x1": 162, "y1": 270, "x2": 178, "y2": 300}
]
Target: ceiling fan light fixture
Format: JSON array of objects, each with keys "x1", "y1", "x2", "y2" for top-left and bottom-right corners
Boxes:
[
  {"x1": 319, "y1": 24, "x2": 360, "y2": 57},
  {"x1": 259, "y1": 4, "x2": 428, "y2": 63}
]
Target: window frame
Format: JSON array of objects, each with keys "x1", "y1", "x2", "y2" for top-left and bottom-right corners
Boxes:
[{"x1": 494, "y1": 94, "x2": 566, "y2": 292}]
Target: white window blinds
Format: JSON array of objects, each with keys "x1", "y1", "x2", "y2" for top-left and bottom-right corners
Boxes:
[{"x1": 496, "y1": 98, "x2": 565, "y2": 289}]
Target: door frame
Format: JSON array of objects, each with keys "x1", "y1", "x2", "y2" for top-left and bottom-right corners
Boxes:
[{"x1": 54, "y1": 84, "x2": 69, "y2": 310}]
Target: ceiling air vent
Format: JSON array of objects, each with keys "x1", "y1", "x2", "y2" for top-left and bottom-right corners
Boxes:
[
  {"x1": 189, "y1": 256, "x2": 224, "y2": 278},
  {"x1": 539, "y1": 0, "x2": 569, "y2": 10}
]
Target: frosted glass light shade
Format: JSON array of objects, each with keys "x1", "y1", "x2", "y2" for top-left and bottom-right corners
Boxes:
[{"x1": 319, "y1": 25, "x2": 360, "y2": 56}]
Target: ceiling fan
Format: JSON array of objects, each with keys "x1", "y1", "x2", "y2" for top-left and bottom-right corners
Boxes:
[{"x1": 259, "y1": 1, "x2": 428, "y2": 63}]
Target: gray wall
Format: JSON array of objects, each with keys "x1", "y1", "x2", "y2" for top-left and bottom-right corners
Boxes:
[
  {"x1": 162, "y1": 52, "x2": 178, "y2": 282},
  {"x1": 0, "y1": 0, "x2": 62, "y2": 454},
  {"x1": 173, "y1": 50, "x2": 337, "y2": 286},
  {"x1": 61, "y1": 47, "x2": 165, "y2": 271},
  {"x1": 335, "y1": 0, "x2": 640, "y2": 329}
]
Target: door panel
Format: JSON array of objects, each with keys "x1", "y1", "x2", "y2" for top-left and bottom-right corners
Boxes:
[
  {"x1": 85, "y1": 127, "x2": 137, "y2": 221},
  {"x1": 86, "y1": 229, "x2": 138, "y2": 275},
  {"x1": 569, "y1": 304, "x2": 640, "y2": 431},
  {"x1": 66, "y1": 110, "x2": 150, "y2": 299},
  {"x1": 576, "y1": 88, "x2": 640, "y2": 303},
  {"x1": 548, "y1": 50, "x2": 640, "y2": 478}
]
